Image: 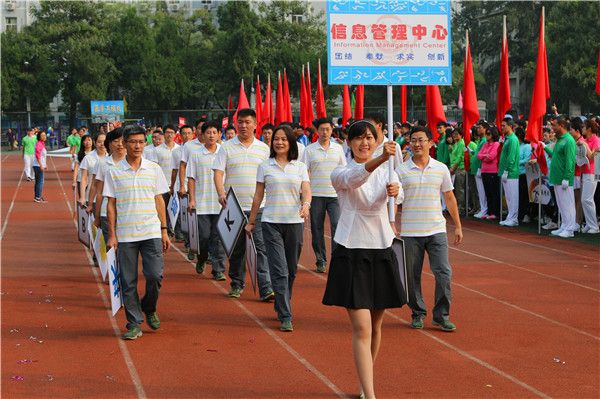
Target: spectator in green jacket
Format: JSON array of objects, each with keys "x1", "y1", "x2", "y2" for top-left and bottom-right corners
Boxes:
[
  {"x1": 435, "y1": 121, "x2": 450, "y2": 167},
  {"x1": 546, "y1": 117, "x2": 577, "y2": 238},
  {"x1": 450, "y1": 128, "x2": 467, "y2": 214},
  {"x1": 498, "y1": 118, "x2": 520, "y2": 227}
]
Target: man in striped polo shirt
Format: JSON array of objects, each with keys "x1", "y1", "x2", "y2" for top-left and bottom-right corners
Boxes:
[
  {"x1": 213, "y1": 108, "x2": 274, "y2": 300},
  {"x1": 187, "y1": 121, "x2": 226, "y2": 280},
  {"x1": 104, "y1": 124, "x2": 171, "y2": 340},
  {"x1": 396, "y1": 126, "x2": 463, "y2": 332},
  {"x1": 302, "y1": 118, "x2": 346, "y2": 273}
]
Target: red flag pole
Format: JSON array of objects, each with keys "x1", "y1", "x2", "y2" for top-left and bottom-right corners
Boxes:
[
  {"x1": 354, "y1": 85, "x2": 364, "y2": 120},
  {"x1": 496, "y1": 15, "x2": 512, "y2": 128},
  {"x1": 400, "y1": 85, "x2": 407, "y2": 123},
  {"x1": 255, "y1": 75, "x2": 263, "y2": 139},
  {"x1": 275, "y1": 71, "x2": 284, "y2": 126},
  {"x1": 316, "y1": 59, "x2": 327, "y2": 118},
  {"x1": 342, "y1": 84, "x2": 351, "y2": 127},
  {"x1": 300, "y1": 65, "x2": 307, "y2": 128},
  {"x1": 283, "y1": 68, "x2": 292, "y2": 123},
  {"x1": 306, "y1": 62, "x2": 314, "y2": 125}
]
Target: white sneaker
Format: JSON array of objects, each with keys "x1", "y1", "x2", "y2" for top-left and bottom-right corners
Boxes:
[
  {"x1": 557, "y1": 230, "x2": 574, "y2": 238},
  {"x1": 543, "y1": 221, "x2": 558, "y2": 230},
  {"x1": 499, "y1": 220, "x2": 507, "y2": 226},
  {"x1": 551, "y1": 228, "x2": 564, "y2": 236},
  {"x1": 581, "y1": 225, "x2": 590, "y2": 233},
  {"x1": 585, "y1": 228, "x2": 600, "y2": 234},
  {"x1": 522, "y1": 215, "x2": 531, "y2": 224},
  {"x1": 503, "y1": 220, "x2": 519, "y2": 227},
  {"x1": 474, "y1": 212, "x2": 484, "y2": 219},
  {"x1": 573, "y1": 224, "x2": 581, "y2": 233}
]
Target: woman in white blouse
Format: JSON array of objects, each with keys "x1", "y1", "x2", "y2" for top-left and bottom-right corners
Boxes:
[
  {"x1": 322, "y1": 120, "x2": 405, "y2": 399},
  {"x1": 246, "y1": 125, "x2": 312, "y2": 332}
]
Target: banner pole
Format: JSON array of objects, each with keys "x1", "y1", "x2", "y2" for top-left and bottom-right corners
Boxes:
[{"x1": 387, "y1": 84, "x2": 395, "y2": 222}]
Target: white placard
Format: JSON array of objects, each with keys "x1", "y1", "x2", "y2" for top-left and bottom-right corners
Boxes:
[
  {"x1": 179, "y1": 195, "x2": 189, "y2": 234},
  {"x1": 167, "y1": 194, "x2": 180, "y2": 231},
  {"x1": 216, "y1": 188, "x2": 247, "y2": 258},
  {"x1": 391, "y1": 238, "x2": 409, "y2": 303},
  {"x1": 576, "y1": 144, "x2": 590, "y2": 167},
  {"x1": 77, "y1": 205, "x2": 91, "y2": 247},
  {"x1": 106, "y1": 248, "x2": 122, "y2": 316},
  {"x1": 594, "y1": 153, "x2": 600, "y2": 181},
  {"x1": 93, "y1": 229, "x2": 109, "y2": 281},
  {"x1": 187, "y1": 210, "x2": 199, "y2": 254}
]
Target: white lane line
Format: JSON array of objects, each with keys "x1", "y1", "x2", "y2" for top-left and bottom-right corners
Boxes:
[
  {"x1": 2, "y1": 153, "x2": 10, "y2": 162},
  {"x1": 51, "y1": 157, "x2": 148, "y2": 399},
  {"x1": 171, "y1": 245, "x2": 349, "y2": 399},
  {"x1": 297, "y1": 264, "x2": 552, "y2": 398},
  {"x1": 461, "y1": 225, "x2": 598, "y2": 261},
  {"x1": 449, "y1": 246, "x2": 600, "y2": 293},
  {"x1": 0, "y1": 170, "x2": 24, "y2": 240}
]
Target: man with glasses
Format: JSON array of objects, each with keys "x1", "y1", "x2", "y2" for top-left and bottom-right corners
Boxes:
[
  {"x1": 104, "y1": 125, "x2": 171, "y2": 340},
  {"x1": 396, "y1": 126, "x2": 463, "y2": 332}
]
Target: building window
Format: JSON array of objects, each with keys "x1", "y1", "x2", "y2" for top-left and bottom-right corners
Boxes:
[
  {"x1": 291, "y1": 14, "x2": 304, "y2": 23},
  {"x1": 5, "y1": 17, "x2": 17, "y2": 32}
]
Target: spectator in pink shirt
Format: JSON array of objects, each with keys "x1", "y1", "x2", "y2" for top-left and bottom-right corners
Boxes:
[
  {"x1": 33, "y1": 131, "x2": 48, "y2": 203},
  {"x1": 477, "y1": 126, "x2": 501, "y2": 219},
  {"x1": 579, "y1": 118, "x2": 600, "y2": 233}
]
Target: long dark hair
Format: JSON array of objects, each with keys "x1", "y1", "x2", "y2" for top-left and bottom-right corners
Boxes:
[
  {"x1": 77, "y1": 134, "x2": 93, "y2": 163},
  {"x1": 269, "y1": 125, "x2": 299, "y2": 161}
]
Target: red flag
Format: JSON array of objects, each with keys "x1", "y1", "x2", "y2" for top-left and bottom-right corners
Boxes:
[
  {"x1": 426, "y1": 85, "x2": 446, "y2": 142},
  {"x1": 255, "y1": 76, "x2": 263, "y2": 138},
  {"x1": 227, "y1": 94, "x2": 233, "y2": 114},
  {"x1": 275, "y1": 72, "x2": 285, "y2": 125},
  {"x1": 342, "y1": 84, "x2": 352, "y2": 127},
  {"x1": 525, "y1": 8, "x2": 550, "y2": 175},
  {"x1": 283, "y1": 69, "x2": 292, "y2": 123},
  {"x1": 305, "y1": 63, "x2": 314, "y2": 126},
  {"x1": 354, "y1": 85, "x2": 364, "y2": 120},
  {"x1": 264, "y1": 74, "x2": 273, "y2": 125},
  {"x1": 300, "y1": 66, "x2": 307, "y2": 128},
  {"x1": 462, "y1": 31, "x2": 480, "y2": 146},
  {"x1": 400, "y1": 85, "x2": 407, "y2": 123},
  {"x1": 233, "y1": 79, "x2": 250, "y2": 126},
  {"x1": 316, "y1": 60, "x2": 327, "y2": 118},
  {"x1": 496, "y1": 16, "x2": 512, "y2": 128},
  {"x1": 596, "y1": 49, "x2": 600, "y2": 95}
]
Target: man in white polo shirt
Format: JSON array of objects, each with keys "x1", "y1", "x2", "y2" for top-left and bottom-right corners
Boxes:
[
  {"x1": 302, "y1": 118, "x2": 346, "y2": 273},
  {"x1": 104, "y1": 124, "x2": 171, "y2": 340},
  {"x1": 187, "y1": 121, "x2": 226, "y2": 280},
  {"x1": 213, "y1": 108, "x2": 274, "y2": 300},
  {"x1": 396, "y1": 126, "x2": 463, "y2": 332}
]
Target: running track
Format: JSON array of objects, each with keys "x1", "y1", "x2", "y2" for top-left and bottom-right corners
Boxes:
[{"x1": 2, "y1": 153, "x2": 598, "y2": 398}]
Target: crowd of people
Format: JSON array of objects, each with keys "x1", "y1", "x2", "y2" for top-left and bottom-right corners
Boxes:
[{"x1": 15, "y1": 108, "x2": 599, "y2": 399}]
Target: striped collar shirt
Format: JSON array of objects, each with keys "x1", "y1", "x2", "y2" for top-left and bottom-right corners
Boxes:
[
  {"x1": 94, "y1": 155, "x2": 118, "y2": 217},
  {"x1": 302, "y1": 141, "x2": 346, "y2": 197},
  {"x1": 212, "y1": 136, "x2": 269, "y2": 211},
  {"x1": 396, "y1": 157, "x2": 453, "y2": 237},
  {"x1": 153, "y1": 142, "x2": 179, "y2": 186},
  {"x1": 181, "y1": 139, "x2": 204, "y2": 164},
  {"x1": 186, "y1": 144, "x2": 221, "y2": 215},
  {"x1": 102, "y1": 158, "x2": 169, "y2": 243},
  {"x1": 257, "y1": 158, "x2": 310, "y2": 224}
]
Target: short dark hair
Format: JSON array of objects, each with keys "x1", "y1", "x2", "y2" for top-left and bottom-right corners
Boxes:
[
  {"x1": 488, "y1": 126, "x2": 500, "y2": 142},
  {"x1": 410, "y1": 125, "x2": 433, "y2": 140},
  {"x1": 515, "y1": 127, "x2": 527, "y2": 143},
  {"x1": 164, "y1": 124, "x2": 176, "y2": 133},
  {"x1": 570, "y1": 117, "x2": 583, "y2": 133},
  {"x1": 153, "y1": 129, "x2": 164, "y2": 135},
  {"x1": 36, "y1": 131, "x2": 45, "y2": 141},
  {"x1": 194, "y1": 118, "x2": 206, "y2": 127},
  {"x1": 436, "y1": 121, "x2": 448, "y2": 128},
  {"x1": 261, "y1": 123, "x2": 275, "y2": 132},
  {"x1": 401, "y1": 122, "x2": 412, "y2": 130},
  {"x1": 502, "y1": 117, "x2": 516, "y2": 129},
  {"x1": 556, "y1": 117, "x2": 570, "y2": 131},
  {"x1": 179, "y1": 124, "x2": 192, "y2": 132},
  {"x1": 123, "y1": 124, "x2": 146, "y2": 142},
  {"x1": 203, "y1": 121, "x2": 220, "y2": 132},
  {"x1": 365, "y1": 112, "x2": 385, "y2": 126},
  {"x1": 237, "y1": 108, "x2": 256, "y2": 120},
  {"x1": 314, "y1": 118, "x2": 333, "y2": 129},
  {"x1": 269, "y1": 125, "x2": 298, "y2": 161},
  {"x1": 225, "y1": 125, "x2": 236, "y2": 132},
  {"x1": 347, "y1": 120, "x2": 378, "y2": 145},
  {"x1": 105, "y1": 127, "x2": 124, "y2": 155}
]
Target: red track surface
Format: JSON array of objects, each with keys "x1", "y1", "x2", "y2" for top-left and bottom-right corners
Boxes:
[{"x1": 2, "y1": 153, "x2": 599, "y2": 398}]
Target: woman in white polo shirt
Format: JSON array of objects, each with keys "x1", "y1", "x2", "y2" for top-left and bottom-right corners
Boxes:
[
  {"x1": 322, "y1": 120, "x2": 404, "y2": 399},
  {"x1": 246, "y1": 125, "x2": 311, "y2": 332}
]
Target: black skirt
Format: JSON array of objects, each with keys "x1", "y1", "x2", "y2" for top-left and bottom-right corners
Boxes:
[{"x1": 322, "y1": 244, "x2": 406, "y2": 309}]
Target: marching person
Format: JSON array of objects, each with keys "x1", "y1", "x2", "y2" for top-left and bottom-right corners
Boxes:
[
  {"x1": 302, "y1": 117, "x2": 346, "y2": 273},
  {"x1": 546, "y1": 117, "x2": 577, "y2": 238},
  {"x1": 498, "y1": 118, "x2": 520, "y2": 227},
  {"x1": 79, "y1": 132, "x2": 108, "y2": 209},
  {"x1": 72, "y1": 134, "x2": 93, "y2": 203},
  {"x1": 170, "y1": 124, "x2": 193, "y2": 241},
  {"x1": 103, "y1": 124, "x2": 171, "y2": 340},
  {"x1": 21, "y1": 128, "x2": 37, "y2": 182},
  {"x1": 246, "y1": 125, "x2": 311, "y2": 332},
  {"x1": 212, "y1": 108, "x2": 274, "y2": 300},
  {"x1": 471, "y1": 121, "x2": 489, "y2": 219},
  {"x1": 187, "y1": 121, "x2": 226, "y2": 280},
  {"x1": 478, "y1": 126, "x2": 501, "y2": 220},
  {"x1": 580, "y1": 118, "x2": 600, "y2": 233},
  {"x1": 33, "y1": 130, "x2": 47, "y2": 203},
  {"x1": 397, "y1": 125, "x2": 463, "y2": 332},
  {"x1": 322, "y1": 120, "x2": 404, "y2": 399},
  {"x1": 93, "y1": 128, "x2": 126, "y2": 240}
]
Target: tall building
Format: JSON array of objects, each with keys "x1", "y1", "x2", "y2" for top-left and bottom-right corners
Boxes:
[{"x1": 1, "y1": 0, "x2": 38, "y2": 33}]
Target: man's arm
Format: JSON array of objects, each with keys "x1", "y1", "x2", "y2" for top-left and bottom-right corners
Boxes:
[
  {"x1": 107, "y1": 197, "x2": 118, "y2": 250},
  {"x1": 178, "y1": 161, "x2": 187, "y2": 196},
  {"x1": 155, "y1": 194, "x2": 170, "y2": 252},
  {"x1": 443, "y1": 190, "x2": 463, "y2": 245},
  {"x1": 214, "y1": 169, "x2": 226, "y2": 208}
]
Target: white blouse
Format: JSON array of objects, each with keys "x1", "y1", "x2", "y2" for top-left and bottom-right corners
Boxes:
[{"x1": 331, "y1": 159, "x2": 403, "y2": 249}]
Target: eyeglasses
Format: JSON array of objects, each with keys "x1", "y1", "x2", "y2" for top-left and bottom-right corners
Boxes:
[{"x1": 410, "y1": 139, "x2": 430, "y2": 145}]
